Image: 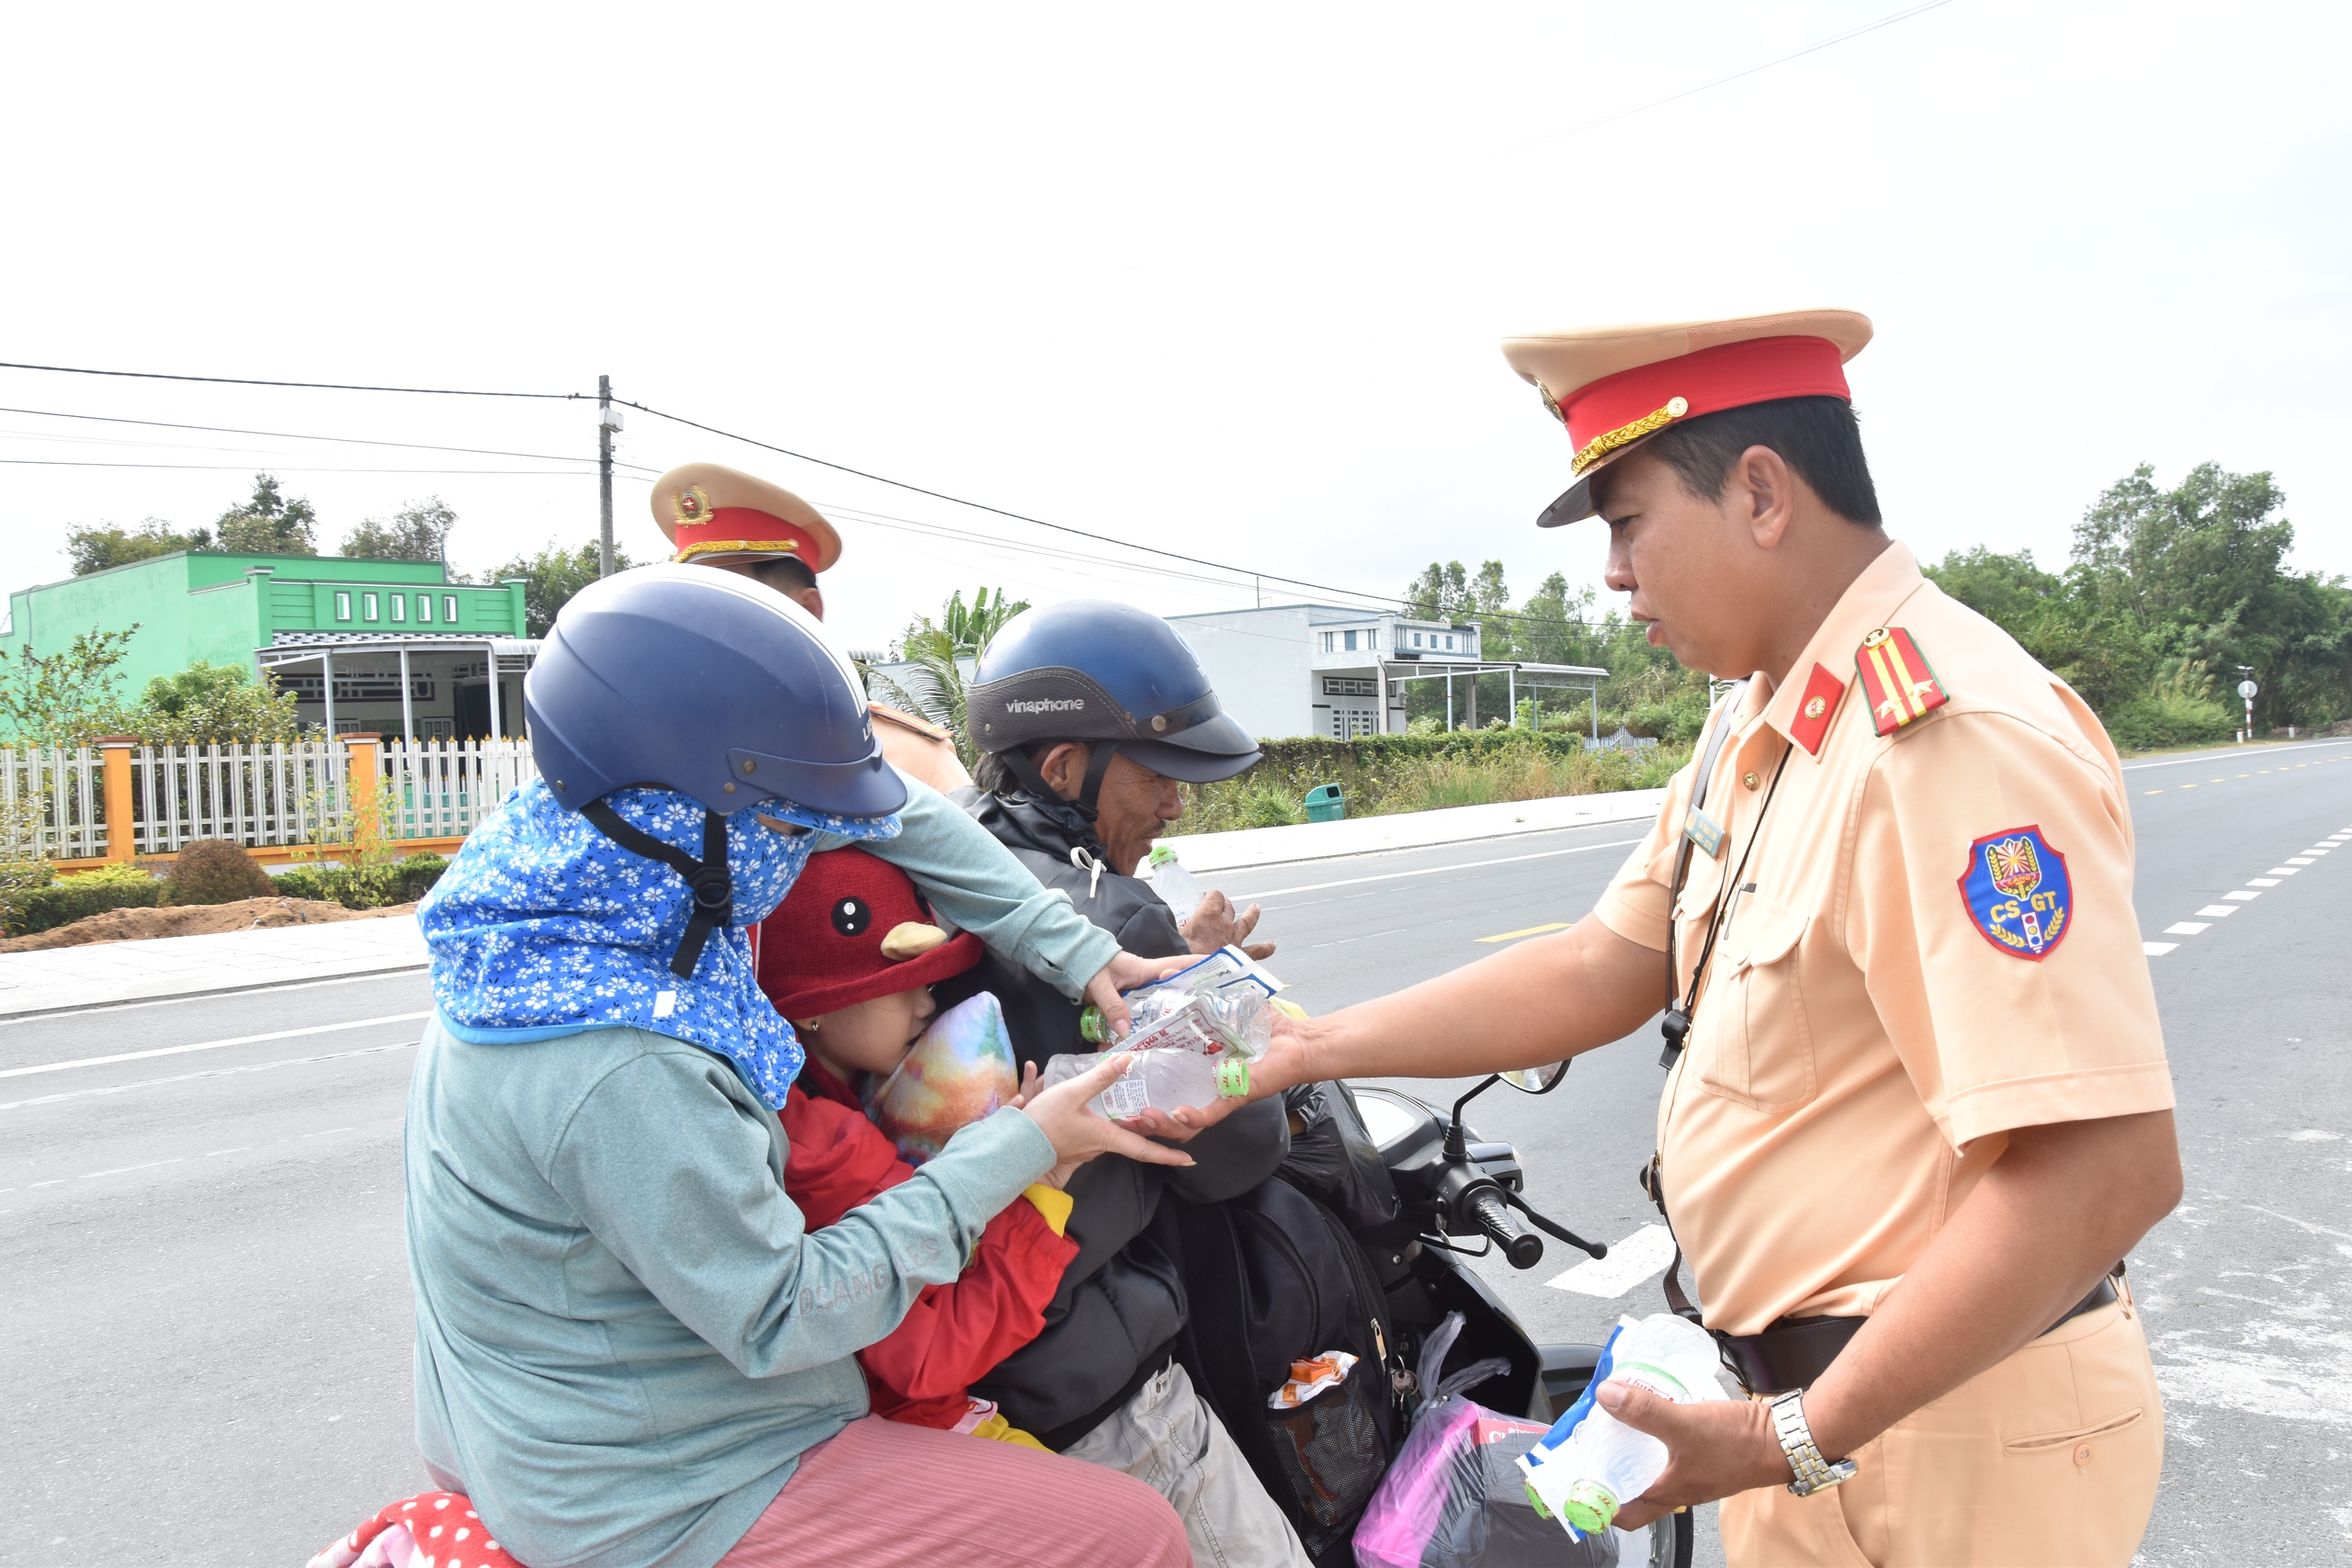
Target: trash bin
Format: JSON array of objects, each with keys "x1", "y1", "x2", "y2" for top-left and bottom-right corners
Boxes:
[{"x1": 1305, "y1": 784, "x2": 1346, "y2": 823}]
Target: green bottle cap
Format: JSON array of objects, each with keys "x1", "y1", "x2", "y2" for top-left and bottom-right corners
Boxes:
[
  {"x1": 1522, "y1": 1479, "x2": 1553, "y2": 1519},
  {"x1": 1149, "y1": 844, "x2": 1176, "y2": 867},
  {"x1": 1079, "y1": 1006, "x2": 1108, "y2": 1044},
  {"x1": 1561, "y1": 1479, "x2": 1619, "y2": 1536},
  {"x1": 1215, "y1": 1057, "x2": 1250, "y2": 1097}
]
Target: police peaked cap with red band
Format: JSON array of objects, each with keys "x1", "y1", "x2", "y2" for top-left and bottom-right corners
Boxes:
[
  {"x1": 650, "y1": 461, "x2": 845, "y2": 570},
  {"x1": 1500, "y1": 310, "x2": 1873, "y2": 526}
]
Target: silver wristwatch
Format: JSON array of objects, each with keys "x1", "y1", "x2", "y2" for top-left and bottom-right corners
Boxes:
[{"x1": 1769, "y1": 1391, "x2": 1858, "y2": 1497}]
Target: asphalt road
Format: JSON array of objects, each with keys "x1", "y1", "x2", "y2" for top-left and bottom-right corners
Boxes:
[{"x1": 2, "y1": 736, "x2": 2346, "y2": 1566}]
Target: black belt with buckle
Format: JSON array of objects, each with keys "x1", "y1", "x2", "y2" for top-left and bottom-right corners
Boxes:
[{"x1": 1717, "y1": 1270, "x2": 2122, "y2": 1397}]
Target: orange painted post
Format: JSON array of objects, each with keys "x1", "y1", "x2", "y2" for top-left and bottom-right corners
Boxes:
[
  {"x1": 342, "y1": 733, "x2": 382, "y2": 864},
  {"x1": 97, "y1": 738, "x2": 138, "y2": 863}
]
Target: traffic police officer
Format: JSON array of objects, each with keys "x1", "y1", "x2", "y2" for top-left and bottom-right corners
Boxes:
[
  {"x1": 650, "y1": 461, "x2": 972, "y2": 793},
  {"x1": 1238, "y1": 310, "x2": 2181, "y2": 1564}
]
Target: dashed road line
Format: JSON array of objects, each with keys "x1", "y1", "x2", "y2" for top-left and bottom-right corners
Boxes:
[
  {"x1": 0, "y1": 1041, "x2": 415, "y2": 1111},
  {"x1": 1476, "y1": 921, "x2": 1571, "y2": 943},
  {"x1": 0, "y1": 1010, "x2": 431, "y2": 1080},
  {"x1": 2148, "y1": 821, "x2": 2339, "y2": 958}
]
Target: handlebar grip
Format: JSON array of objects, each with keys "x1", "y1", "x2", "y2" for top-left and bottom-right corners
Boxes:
[{"x1": 1470, "y1": 1187, "x2": 1544, "y2": 1269}]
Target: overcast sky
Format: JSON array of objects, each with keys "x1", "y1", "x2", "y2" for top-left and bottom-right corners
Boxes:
[{"x1": 4, "y1": 0, "x2": 2345, "y2": 655}]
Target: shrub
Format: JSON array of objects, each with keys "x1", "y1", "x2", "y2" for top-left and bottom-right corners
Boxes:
[
  {"x1": 163, "y1": 839, "x2": 275, "y2": 906},
  {"x1": 71, "y1": 860, "x2": 158, "y2": 887},
  {"x1": 7, "y1": 876, "x2": 164, "y2": 935},
  {"x1": 2104, "y1": 659, "x2": 2236, "y2": 751},
  {"x1": 273, "y1": 852, "x2": 448, "y2": 910},
  {"x1": 1180, "y1": 731, "x2": 1693, "y2": 834}
]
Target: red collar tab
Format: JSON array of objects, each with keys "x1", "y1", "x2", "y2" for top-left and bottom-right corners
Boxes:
[
  {"x1": 1787, "y1": 663, "x2": 1847, "y2": 756},
  {"x1": 1854, "y1": 626, "x2": 1949, "y2": 737},
  {"x1": 672, "y1": 506, "x2": 806, "y2": 562},
  {"x1": 1558, "y1": 336, "x2": 1852, "y2": 477}
]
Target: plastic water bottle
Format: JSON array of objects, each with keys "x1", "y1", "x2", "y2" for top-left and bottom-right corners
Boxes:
[
  {"x1": 1042, "y1": 1047, "x2": 1250, "y2": 1118},
  {"x1": 1148, "y1": 845, "x2": 1204, "y2": 927},
  {"x1": 1520, "y1": 1314, "x2": 1731, "y2": 1537}
]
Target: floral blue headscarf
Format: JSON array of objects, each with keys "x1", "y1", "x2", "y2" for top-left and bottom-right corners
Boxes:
[{"x1": 419, "y1": 778, "x2": 899, "y2": 1107}]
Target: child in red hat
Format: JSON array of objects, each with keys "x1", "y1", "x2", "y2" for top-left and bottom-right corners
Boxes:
[{"x1": 757, "y1": 847, "x2": 1079, "y2": 1448}]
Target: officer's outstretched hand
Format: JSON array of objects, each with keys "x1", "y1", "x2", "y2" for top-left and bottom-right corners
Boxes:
[{"x1": 1598, "y1": 1378, "x2": 1793, "y2": 1531}]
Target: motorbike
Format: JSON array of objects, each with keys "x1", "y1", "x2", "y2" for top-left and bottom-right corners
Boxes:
[{"x1": 1333, "y1": 1062, "x2": 1695, "y2": 1568}]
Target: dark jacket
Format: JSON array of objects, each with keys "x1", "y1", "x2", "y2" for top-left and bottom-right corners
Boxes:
[{"x1": 943, "y1": 784, "x2": 1290, "y2": 1442}]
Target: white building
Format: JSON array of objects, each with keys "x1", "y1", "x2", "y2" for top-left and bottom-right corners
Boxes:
[{"x1": 1169, "y1": 604, "x2": 1608, "y2": 740}]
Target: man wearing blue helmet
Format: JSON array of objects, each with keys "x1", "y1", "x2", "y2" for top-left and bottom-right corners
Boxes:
[
  {"x1": 401, "y1": 567, "x2": 1199, "y2": 1568},
  {"x1": 938, "y1": 599, "x2": 1311, "y2": 1568}
]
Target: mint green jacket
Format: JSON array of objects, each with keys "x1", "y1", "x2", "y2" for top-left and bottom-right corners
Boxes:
[
  {"x1": 405, "y1": 781, "x2": 1108, "y2": 1568},
  {"x1": 407, "y1": 1020, "x2": 1053, "y2": 1568}
]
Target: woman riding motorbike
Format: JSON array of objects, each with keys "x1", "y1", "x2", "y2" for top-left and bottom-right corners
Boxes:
[{"x1": 401, "y1": 566, "x2": 1195, "y2": 1568}]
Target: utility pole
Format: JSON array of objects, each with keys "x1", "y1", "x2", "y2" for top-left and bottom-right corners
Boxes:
[{"x1": 596, "y1": 374, "x2": 619, "y2": 578}]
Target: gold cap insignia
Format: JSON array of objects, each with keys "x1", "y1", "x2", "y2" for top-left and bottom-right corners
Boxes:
[{"x1": 675, "y1": 484, "x2": 710, "y2": 524}]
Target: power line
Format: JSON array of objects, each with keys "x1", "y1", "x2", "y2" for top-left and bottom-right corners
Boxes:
[
  {"x1": 0, "y1": 403, "x2": 662, "y2": 472},
  {"x1": 0, "y1": 360, "x2": 585, "y2": 400},
  {"x1": 616, "y1": 395, "x2": 1423, "y2": 612},
  {"x1": 1504, "y1": 0, "x2": 1959, "y2": 152},
  {"x1": 0, "y1": 458, "x2": 600, "y2": 476}
]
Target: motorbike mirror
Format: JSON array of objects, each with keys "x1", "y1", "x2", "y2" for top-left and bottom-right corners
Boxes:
[{"x1": 1499, "y1": 1061, "x2": 1570, "y2": 1095}]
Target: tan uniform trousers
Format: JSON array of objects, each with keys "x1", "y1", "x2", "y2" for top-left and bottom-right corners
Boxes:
[{"x1": 1721, "y1": 1298, "x2": 2163, "y2": 1567}]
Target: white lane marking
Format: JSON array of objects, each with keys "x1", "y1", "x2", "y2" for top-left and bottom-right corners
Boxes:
[
  {"x1": 2287, "y1": 858, "x2": 2316, "y2": 865},
  {"x1": 2195, "y1": 906, "x2": 2240, "y2": 918},
  {"x1": 300, "y1": 1126, "x2": 356, "y2": 1139},
  {"x1": 2120, "y1": 740, "x2": 2352, "y2": 771},
  {"x1": 0, "y1": 1041, "x2": 415, "y2": 1111},
  {"x1": 2285, "y1": 1130, "x2": 2344, "y2": 1142},
  {"x1": 1220, "y1": 838, "x2": 1645, "y2": 901},
  {"x1": 2165, "y1": 922, "x2": 2210, "y2": 935},
  {"x1": 2269, "y1": 868, "x2": 2301, "y2": 875},
  {"x1": 1545, "y1": 1223, "x2": 1678, "y2": 1297},
  {"x1": 0, "y1": 1010, "x2": 431, "y2": 1080},
  {"x1": 2248, "y1": 878, "x2": 2281, "y2": 886},
  {"x1": 2224, "y1": 890, "x2": 2262, "y2": 901},
  {"x1": 0, "y1": 967, "x2": 427, "y2": 1030},
  {"x1": 2143, "y1": 942, "x2": 2179, "y2": 956},
  {"x1": 80, "y1": 1158, "x2": 185, "y2": 1180},
  {"x1": 204, "y1": 1147, "x2": 249, "y2": 1157}
]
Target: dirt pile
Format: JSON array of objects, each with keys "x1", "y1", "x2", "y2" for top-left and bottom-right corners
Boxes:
[{"x1": 0, "y1": 897, "x2": 418, "y2": 953}]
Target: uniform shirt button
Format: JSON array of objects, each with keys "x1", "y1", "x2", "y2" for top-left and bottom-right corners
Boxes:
[
  {"x1": 1742, "y1": 770, "x2": 1761, "y2": 790},
  {"x1": 2074, "y1": 1443, "x2": 2094, "y2": 1467}
]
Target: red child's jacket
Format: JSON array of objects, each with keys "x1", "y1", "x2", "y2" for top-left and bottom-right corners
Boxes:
[{"x1": 779, "y1": 1062, "x2": 1079, "y2": 1430}]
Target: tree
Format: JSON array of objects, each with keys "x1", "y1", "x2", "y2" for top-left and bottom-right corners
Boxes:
[
  {"x1": 1511, "y1": 570, "x2": 1596, "y2": 667},
  {"x1": 481, "y1": 539, "x2": 632, "y2": 637},
  {"x1": 341, "y1": 496, "x2": 457, "y2": 562},
  {"x1": 65, "y1": 519, "x2": 214, "y2": 576},
  {"x1": 215, "y1": 474, "x2": 319, "y2": 556},
  {"x1": 876, "y1": 587, "x2": 1030, "y2": 768},
  {"x1": 1402, "y1": 560, "x2": 1469, "y2": 622},
  {"x1": 0, "y1": 626, "x2": 140, "y2": 746},
  {"x1": 131, "y1": 660, "x2": 304, "y2": 746}
]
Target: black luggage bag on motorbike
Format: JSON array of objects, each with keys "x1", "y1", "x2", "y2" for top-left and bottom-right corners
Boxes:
[{"x1": 1174, "y1": 1173, "x2": 1403, "y2": 1564}]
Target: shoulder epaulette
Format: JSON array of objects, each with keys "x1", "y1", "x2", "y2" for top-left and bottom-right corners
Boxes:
[
  {"x1": 868, "y1": 702, "x2": 955, "y2": 742},
  {"x1": 1854, "y1": 626, "x2": 1948, "y2": 737}
]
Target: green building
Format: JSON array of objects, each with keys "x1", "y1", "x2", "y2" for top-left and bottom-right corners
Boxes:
[{"x1": 4, "y1": 551, "x2": 537, "y2": 741}]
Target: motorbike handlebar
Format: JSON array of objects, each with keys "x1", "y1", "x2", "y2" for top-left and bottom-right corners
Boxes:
[{"x1": 1469, "y1": 1187, "x2": 1544, "y2": 1269}]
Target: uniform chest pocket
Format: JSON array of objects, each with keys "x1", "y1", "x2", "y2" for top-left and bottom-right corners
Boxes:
[{"x1": 1692, "y1": 897, "x2": 1816, "y2": 1113}]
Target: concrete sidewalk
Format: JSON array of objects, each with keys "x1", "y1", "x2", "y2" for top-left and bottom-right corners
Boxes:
[
  {"x1": 0, "y1": 786, "x2": 1671, "y2": 1016},
  {"x1": 0, "y1": 915, "x2": 426, "y2": 1020},
  {"x1": 1156, "y1": 786, "x2": 1668, "y2": 874}
]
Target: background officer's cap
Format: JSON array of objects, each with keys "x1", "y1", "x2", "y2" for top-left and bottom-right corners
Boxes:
[
  {"x1": 650, "y1": 461, "x2": 844, "y2": 571},
  {"x1": 1502, "y1": 309, "x2": 1873, "y2": 527}
]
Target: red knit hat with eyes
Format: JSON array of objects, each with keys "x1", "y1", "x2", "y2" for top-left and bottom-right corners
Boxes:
[{"x1": 755, "y1": 847, "x2": 984, "y2": 1020}]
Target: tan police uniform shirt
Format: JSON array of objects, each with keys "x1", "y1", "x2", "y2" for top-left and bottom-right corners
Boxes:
[
  {"x1": 1593, "y1": 543, "x2": 2176, "y2": 1337},
  {"x1": 871, "y1": 704, "x2": 975, "y2": 795}
]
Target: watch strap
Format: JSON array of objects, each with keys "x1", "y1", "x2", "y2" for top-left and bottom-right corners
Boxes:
[{"x1": 1769, "y1": 1390, "x2": 1858, "y2": 1496}]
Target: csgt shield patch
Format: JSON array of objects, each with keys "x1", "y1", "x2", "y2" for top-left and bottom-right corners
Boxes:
[{"x1": 1958, "y1": 825, "x2": 2073, "y2": 961}]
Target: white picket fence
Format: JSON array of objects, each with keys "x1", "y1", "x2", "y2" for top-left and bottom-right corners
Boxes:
[
  {"x1": 379, "y1": 739, "x2": 539, "y2": 842},
  {"x1": 0, "y1": 739, "x2": 539, "y2": 860},
  {"x1": 0, "y1": 747, "x2": 106, "y2": 861}
]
